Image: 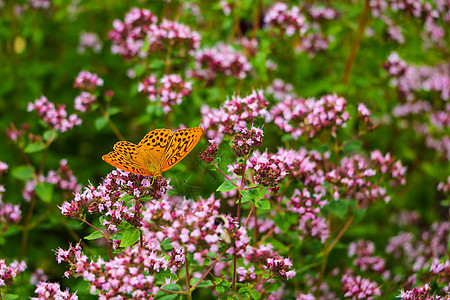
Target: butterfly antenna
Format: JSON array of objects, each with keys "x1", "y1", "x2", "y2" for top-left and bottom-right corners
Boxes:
[{"x1": 167, "y1": 177, "x2": 187, "y2": 183}]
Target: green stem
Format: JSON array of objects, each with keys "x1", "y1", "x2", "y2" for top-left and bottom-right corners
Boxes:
[
  {"x1": 232, "y1": 163, "x2": 247, "y2": 292},
  {"x1": 19, "y1": 196, "x2": 37, "y2": 260},
  {"x1": 184, "y1": 247, "x2": 192, "y2": 300},
  {"x1": 214, "y1": 164, "x2": 240, "y2": 189},
  {"x1": 342, "y1": 0, "x2": 370, "y2": 84}
]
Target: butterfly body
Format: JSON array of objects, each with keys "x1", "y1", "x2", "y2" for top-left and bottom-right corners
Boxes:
[{"x1": 102, "y1": 127, "x2": 203, "y2": 178}]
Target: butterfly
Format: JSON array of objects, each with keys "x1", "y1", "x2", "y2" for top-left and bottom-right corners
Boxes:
[{"x1": 102, "y1": 127, "x2": 204, "y2": 179}]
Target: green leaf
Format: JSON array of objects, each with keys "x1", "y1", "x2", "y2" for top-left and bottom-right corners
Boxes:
[
  {"x1": 119, "y1": 194, "x2": 132, "y2": 202},
  {"x1": 241, "y1": 189, "x2": 259, "y2": 202},
  {"x1": 264, "y1": 281, "x2": 282, "y2": 292},
  {"x1": 108, "y1": 107, "x2": 121, "y2": 116},
  {"x1": 120, "y1": 228, "x2": 140, "y2": 247},
  {"x1": 190, "y1": 278, "x2": 213, "y2": 288},
  {"x1": 258, "y1": 187, "x2": 268, "y2": 198},
  {"x1": 5, "y1": 294, "x2": 19, "y2": 300},
  {"x1": 161, "y1": 238, "x2": 174, "y2": 251},
  {"x1": 325, "y1": 199, "x2": 349, "y2": 219},
  {"x1": 275, "y1": 213, "x2": 292, "y2": 233},
  {"x1": 134, "y1": 63, "x2": 147, "y2": 77},
  {"x1": 216, "y1": 179, "x2": 238, "y2": 192},
  {"x1": 95, "y1": 117, "x2": 108, "y2": 131},
  {"x1": 84, "y1": 231, "x2": 104, "y2": 240},
  {"x1": 255, "y1": 199, "x2": 271, "y2": 210},
  {"x1": 343, "y1": 140, "x2": 363, "y2": 152},
  {"x1": 24, "y1": 142, "x2": 47, "y2": 153},
  {"x1": 110, "y1": 231, "x2": 123, "y2": 240},
  {"x1": 156, "y1": 270, "x2": 179, "y2": 282},
  {"x1": 12, "y1": 165, "x2": 34, "y2": 181},
  {"x1": 43, "y1": 130, "x2": 58, "y2": 142},
  {"x1": 35, "y1": 182, "x2": 54, "y2": 203},
  {"x1": 250, "y1": 289, "x2": 261, "y2": 300},
  {"x1": 348, "y1": 200, "x2": 366, "y2": 221},
  {"x1": 155, "y1": 284, "x2": 182, "y2": 300}
]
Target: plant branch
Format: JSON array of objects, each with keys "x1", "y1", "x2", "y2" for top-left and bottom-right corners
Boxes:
[{"x1": 342, "y1": 0, "x2": 370, "y2": 84}]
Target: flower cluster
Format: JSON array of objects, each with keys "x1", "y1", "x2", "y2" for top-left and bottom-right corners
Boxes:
[
  {"x1": 0, "y1": 162, "x2": 21, "y2": 229},
  {"x1": 287, "y1": 188, "x2": 329, "y2": 243},
  {"x1": 245, "y1": 151, "x2": 288, "y2": 189},
  {"x1": 296, "y1": 32, "x2": 330, "y2": 56},
  {"x1": 275, "y1": 148, "x2": 327, "y2": 192},
  {"x1": 199, "y1": 139, "x2": 219, "y2": 164},
  {"x1": 32, "y1": 282, "x2": 78, "y2": 300},
  {"x1": 326, "y1": 152, "x2": 406, "y2": 206},
  {"x1": 60, "y1": 169, "x2": 171, "y2": 224},
  {"x1": 399, "y1": 283, "x2": 435, "y2": 300},
  {"x1": 0, "y1": 162, "x2": 7, "y2": 177},
  {"x1": 437, "y1": 176, "x2": 450, "y2": 193},
  {"x1": 23, "y1": 159, "x2": 81, "y2": 202},
  {"x1": 0, "y1": 259, "x2": 27, "y2": 288},
  {"x1": 386, "y1": 221, "x2": 449, "y2": 272},
  {"x1": 263, "y1": 257, "x2": 296, "y2": 280},
  {"x1": 27, "y1": 96, "x2": 81, "y2": 133},
  {"x1": 109, "y1": 8, "x2": 199, "y2": 59},
  {"x1": 74, "y1": 92, "x2": 96, "y2": 112},
  {"x1": 73, "y1": 70, "x2": 104, "y2": 91},
  {"x1": 307, "y1": 5, "x2": 339, "y2": 20},
  {"x1": 232, "y1": 126, "x2": 263, "y2": 157},
  {"x1": 0, "y1": 200, "x2": 22, "y2": 229},
  {"x1": 270, "y1": 94, "x2": 350, "y2": 139},
  {"x1": 78, "y1": 32, "x2": 102, "y2": 54},
  {"x1": 384, "y1": 53, "x2": 449, "y2": 159},
  {"x1": 385, "y1": 54, "x2": 449, "y2": 101},
  {"x1": 370, "y1": 0, "x2": 446, "y2": 46},
  {"x1": 266, "y1": 78, "x2": 293, "y2": 101},
  {"x1": 56, "y1": 242, "x2": 174, "y2": 299},
  {"x1": 146, "y1": 19, "x2": 200, "y2": 54},
  {"x1": 264, "y1": 2, "x2": 307, "y2": 36},
  {"x1": 29, "y1": 0, "x2": 50, "y2": 9},
  {"x1": 201, "y1": 90, "x2": 270, "y2": 142},
  {"x1": 341, "y1": 271, "x2": 381, "y2": 299},
  {"x1": 357, "y1": 103, "x2": 376, "y2": 131},
  {"x1": 383, "y1": 52, "x2": 407, "y2": 77},
  {"x1": 109, "y1": 8, "x2": 158, "y2": 59},
  {"x1": 141, "y1": 195, "x2": 251, "y2": 264},
  {"x1": 138, "y1": 74, "x2": 192, "y2": 113},
  {"x1": 189, "y1": 43, "x2": 252, "y2": 81},
  {"x1": 348, "y1": 240, "x2": 388, "y2": 277}
]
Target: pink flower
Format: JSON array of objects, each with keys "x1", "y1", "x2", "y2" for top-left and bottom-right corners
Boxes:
[
  {"x1": 74, "y1": 92, "x2": 96, "y2": 112},
  {"x1": 264, "y1": 257, "x2": 296, "y2": 280},
  {"x1": 32, "y1": 282, "x2": 78, "y2": 300},
  {"x1": 341, "y1": 271, "x2": 381, "y2": 299},
  {"x1": 73, "y1": 71, "x2": 103, "y2": 91},
  {"x1": 189, "y1": 43, "x2": 252, "y2": 80},
  {"x1": 78, "y1": 32, "x2": 102, "y2": 53},
  {"x1": 139, "y1": 74, "x2": 192, "y2": 113},
  {"x1": 27, "y1": 96, "x2": 81, "y2": 132},
  {"x1": 264, "y1": 2, "x2": 307, "y2": 36}
]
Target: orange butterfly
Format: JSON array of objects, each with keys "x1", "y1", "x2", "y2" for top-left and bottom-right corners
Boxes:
[{"x1": 102, "y1": 127, "x2": 203, "y2": 179}]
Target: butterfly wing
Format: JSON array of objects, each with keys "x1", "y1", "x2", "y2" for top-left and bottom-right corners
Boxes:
[
  {"x1": 102, "y1": 141, "x2": 151, "y2": 176},
  {"x1": 161, "y1": 127, "x2": 203, "y2": 172}
]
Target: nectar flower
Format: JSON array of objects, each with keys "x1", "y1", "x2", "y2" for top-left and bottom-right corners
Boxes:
[
  {"x1": 232, "y1": 126, "x2": 264, "y2": 157},
  {"x1": 200, "y1": 139, "x2": 219, "y2": 164},
  {"x1": 189, "y1": 43, "x2": 252, "y2": 80},
  {"x1": 27, "y1": 96, "x2": 81, "y2": 133},
  {"x1": 201, "y1": 90, "x2": 270, "y2": 142},
  {"x1": 138, "y1": 74, "x2": 192, "y2": 113},
  {"x1": 264, "y1": 257, "x2": 296, "y2": 280},
  {"x1": 73, "y1": 70, "x2": 103, "y2": 91}
]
